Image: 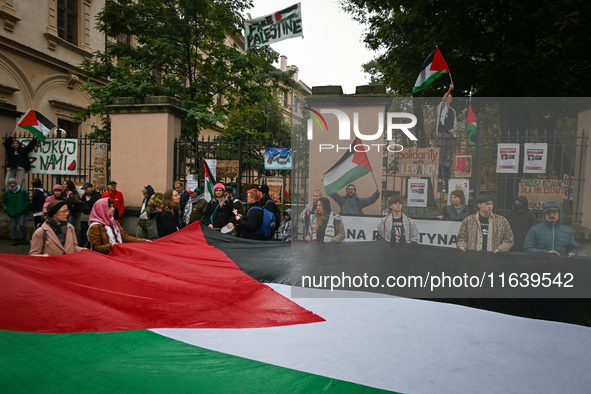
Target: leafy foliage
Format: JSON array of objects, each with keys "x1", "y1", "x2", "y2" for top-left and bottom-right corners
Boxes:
[
  {"x1": 339, "y1": 0, "x2": 591, "y2": 98},
  {"x1": 75, "y1": 0, "x2": 294, "y2": 137}
]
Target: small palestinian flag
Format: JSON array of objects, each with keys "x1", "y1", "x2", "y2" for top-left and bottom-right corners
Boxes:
[
  {"x1": 17, "y1": 110, "x2": 56, "y2": 142},
  {"x1": 466, "y1": 105, "x2": 477, "y2": 147},
  {"x1": 322, "y1": 138, "x2": 372, "y2": 196},
  {"x1": 413, "y1": 48, "x2": 450, "y2": 94},
  {"x1": 203, "y1": 160, "x2": 216, "y2": 202}
]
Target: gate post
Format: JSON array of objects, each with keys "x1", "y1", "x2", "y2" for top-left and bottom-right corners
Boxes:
[{"x1": 106, "y1": 97, "x2": 185, "y2": 208}]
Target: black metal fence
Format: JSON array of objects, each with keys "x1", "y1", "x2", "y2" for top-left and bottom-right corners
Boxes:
[
  {"x1": 385, "y1": 126, "x2": 587, "y2": 224},
  {"x1": 173, "y1": 134, "x2": 291, "y2": 204},
  {"x1": 3, "y1": 132, "x2": 110, "y2": 196}
]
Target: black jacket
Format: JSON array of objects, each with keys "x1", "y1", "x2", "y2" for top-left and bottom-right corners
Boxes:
[
  {"x1": 439, "y1": 204, "x2": 471, "y2": 220},
  {"x1": 505, "y1": 196, "x2": 538, "y2": 251},
  {"x1": 81, "y1": 190, "x2": 102, "y2": 215},
  {"x1": 4, "y1": 136, "x2": 37, "y2": 171},
  {"x1": 32, "y1": 188, "x2": 49, "y2": 215},
  {"x1": 238, "y1": 201, "x2": 265, "y2": 240},
  {"x1": 157, "y1": 208, "x2": 183, "y2": 238},
  {"x1": 203, "y1": 198, "x2": 234, "y2": 229}
]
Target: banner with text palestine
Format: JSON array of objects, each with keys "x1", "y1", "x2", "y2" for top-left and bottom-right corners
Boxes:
[{"x1": 245, "y1": 3, "x2": 303, "y2": 50}]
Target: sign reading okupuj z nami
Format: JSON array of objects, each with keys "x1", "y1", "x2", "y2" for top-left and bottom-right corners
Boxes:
[{"x1": 244, "y1": 3, "x2": 303, "y2": 50}]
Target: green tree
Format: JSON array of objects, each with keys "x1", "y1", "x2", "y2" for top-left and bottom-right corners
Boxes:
[
  {"x1": 75, "y1": 0, "x2": 294, "y2": 137},
  {"x1": 340, "y1": 0, "x2": 591, "y2": 98},
  {"x1": 223, "y1": 95, "x2": 290, "y2": 140}
]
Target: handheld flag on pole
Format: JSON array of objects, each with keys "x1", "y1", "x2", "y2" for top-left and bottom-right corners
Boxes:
[
  {"x1": 466, "y1": 105, "x2": 477, "y2": 147},
  {"x1": 322, "y1": 138, "x2": 372, "y2": 195},
  {"x1": 203, "y1": 160, "x2": 216, "y2": 202},
  {"x1": 17, "y1": 110, "x2": 56, "y2": 142},
  {"x1": 413, "y1": 48, "x2": 450, "y2": 94}
]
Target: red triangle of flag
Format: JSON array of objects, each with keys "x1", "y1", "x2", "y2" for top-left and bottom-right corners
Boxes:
[
  {"x1": 18, "y1": 110, "x2": 39, "y2": 127},
  {"x1": 429, "y1": 48, "x2": 450, "y2": 73},
  {"x1": 351, "y1": 138, "x2": 372, "y2": 169}
]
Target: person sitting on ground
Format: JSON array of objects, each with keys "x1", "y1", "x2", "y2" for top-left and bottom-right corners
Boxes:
[
  {"x1": 377, "y1": 195, "x2": 419, "y2": 244},
  {"x1": 437, "y1": 190, "x2": 470, "y2": 220},
  {"x1": 524, "y1": 201, "x2": 578, "y2": 257},
  {"x1": 323, "y1": 178, "x2": 380, "y2": 215},
  {"x1": 306, "y1": 197, "x2": 346, "y2": 243},
  {"x1": 505, "y1": 196, "x2": 538, "y2": 251},
  {"x1": 43, "y1": 184, "x2": 65, "y2": 212},
  {"x1": 281, "y1": 209, "x2": 293, "y2": 242},
  {"x1": 203, "y1": 183, "x2": 234, "y2": 230},
  {"x1": 457, "y1": 194, "x2": 514, "y2": 253},
  {"x1": 235, "y1": 189, "x2": 265, "y2": 240},
  {"x1": 184, "y1": 187, "x2": 207, "y2": 226},
  {"x1": 156, "y1": 189, "x2": 184, "y2": 238},
  {"x1": 30, "y1": 200, "x2": 87, "y2": 256},
  {"x1": 3, "y1": 177, "x2": 30, "y2": 246},
  {"x1": 88, "y1": 198, "x2": 147, "y2": 254}
]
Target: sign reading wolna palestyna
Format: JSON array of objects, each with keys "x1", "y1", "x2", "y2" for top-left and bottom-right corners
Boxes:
[{"x1": 244, "y1": 3, "x2": 303, "y2": 50}]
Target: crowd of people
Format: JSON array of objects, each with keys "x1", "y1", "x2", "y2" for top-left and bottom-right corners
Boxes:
[{"x1": 0, "y1": 169, "x2": 580, "y2": 259}]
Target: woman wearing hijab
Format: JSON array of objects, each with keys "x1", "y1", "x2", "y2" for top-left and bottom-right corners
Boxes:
[
  {"x1": 30, "y1": 200, "x2": 86, "y2": 256},
  {"x1": 42, "y1": 184, "x2": 65, "y2": 212},
  {"x1": 305, "y1": 197, "x2": 345, "y2": 243},
  {"x1": 377, "y1": 196, "x2": 419, "y2": 244},
  {"x1": 156, "y1": 189, "x2": 184, "y2": 238},
  {"x1": 87, "y1": 198, "x2": 147, "y2": 254}
]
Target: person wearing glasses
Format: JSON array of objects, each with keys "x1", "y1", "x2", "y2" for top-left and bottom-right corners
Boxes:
[
  {"x1": 323, "y1": 179, "x2": 380, "y2": 215},
  {"x1": 29, "y1": 200, "x2": 87, "y2": 256}
]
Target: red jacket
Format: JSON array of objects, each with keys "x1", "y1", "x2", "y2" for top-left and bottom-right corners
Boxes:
[{"x1": 102, "y1": 189, "x2": 125, "y2": 223}]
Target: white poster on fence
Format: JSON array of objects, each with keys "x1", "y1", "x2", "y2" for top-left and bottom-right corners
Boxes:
[
  {"x1": 563, "y1": 174, "x2": 575, "y2": 201},
  {"x1": 407, "y1": 178, "x2": 428, "y2": 207},
  {"x1": 186, "y1": 174, "x2": 199, "y2": 192},
  {"x1": 340, "y1": 216, "x2": 461, "y2": 247},
  {"x1": 523, "y1": 143, "x2": 547, "y2": 173},
  {"x1": 23, "y1": 138, "x2": 78, "y2": 175},
  {"x1": 447, "y1": 179, "x2": 470, "y2": 206},
  {"x1": 496, "y1": 143, "x2": 519, "y2": 173}
]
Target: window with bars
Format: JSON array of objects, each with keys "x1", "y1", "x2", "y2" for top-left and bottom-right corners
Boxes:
[
  {"x1": 58, "y1": 119, "x2": 79, "y2": 139},
  {"x1": 57, "y1": 0, "x2": 77, "y2": 45}
]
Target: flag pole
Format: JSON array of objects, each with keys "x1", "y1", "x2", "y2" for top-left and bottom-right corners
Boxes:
[{"x1": 370, "y1": 170, "x2": 379, "y2": 190}]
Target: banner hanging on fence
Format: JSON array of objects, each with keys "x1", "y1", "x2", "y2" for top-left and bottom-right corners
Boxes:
[
  {"x1": 496, "y1": 143, "x2": 519, "y2": 173},
  {"x1": 91, "y1": 143, "x2": 107, "y2": 189},
  {"x1": 244, "y1": 3, "x2": 303, "y2": 50},
  {"x1": 518, "y1": 179, "x2": 565, "y2": 210},
  {"x1": 23, "y1": 138, "x2": 78, "y2": 175},
  {"x1": 455, "y1": 156, "x2": 472, "y2": 177},
  {"x1": 407, "y1": 178, "x2": 428, "y2": 207},
  {"x1": 523, "y1": 143, "x2": 547, "y2": 173},
  {"x1": 265, "y1": 148, "x2": 292, "y2": 170},
  {"x1": 398, "y1": 147, "x2": 439, "y2": 177}
]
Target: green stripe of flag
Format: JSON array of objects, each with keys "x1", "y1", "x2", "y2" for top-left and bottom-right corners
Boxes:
[
  {"x1": 412, "y1": 70, "x2": 449, "y2": 93},
  {"x1": 325, "y1": 165, "x2": 372, "y2": 196},
  {"x1": 0, "y1": 329, "x2": 394, "y2": 394}
]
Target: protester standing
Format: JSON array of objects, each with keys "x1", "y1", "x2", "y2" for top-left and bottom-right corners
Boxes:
[
  {"x1": 2, "y1": 177, "x2": 30, "y2": 245},
  {"x1": 31, "y1": 178, "x2": 49, "y2": 228},
  {"x1": 306, "y1": 197, "x2": 346, "y2": 243},
  {"x1": 377, "y1": 196, "x2": 419, "y2": 244},
  {"x1": 3, "y1": 132, "x2": 37, "y2": 189},
  {"x1": 505, "y1": 196, "x2": 538, "y2": 251},
  {"x1": 102, "y1": 180, "x2": 124, "y2": 224},
  {"x1": 29, "y1": 200, "x2": 86, "y2": 256},
  {"x1": 79, "y1": 183, "x2": 101, "y2": 248}
]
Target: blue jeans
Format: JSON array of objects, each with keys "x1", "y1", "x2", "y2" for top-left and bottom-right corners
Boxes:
[{"x1": 10, "y1": 214, "x2": 27, "y2": 240}]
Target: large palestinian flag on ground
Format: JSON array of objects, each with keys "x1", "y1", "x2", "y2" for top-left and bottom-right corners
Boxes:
[{"x1": 1, "y1": 224, "x2": 591, "y2": 393}]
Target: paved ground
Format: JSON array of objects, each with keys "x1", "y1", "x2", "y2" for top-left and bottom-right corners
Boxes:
[{"x1": 0, "y1": 238, "x2": 31, "y2": 255}]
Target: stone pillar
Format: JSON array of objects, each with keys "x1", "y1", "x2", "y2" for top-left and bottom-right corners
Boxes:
[{"x1": 106, "y1": 97, "x2": 185, "y2": 208}]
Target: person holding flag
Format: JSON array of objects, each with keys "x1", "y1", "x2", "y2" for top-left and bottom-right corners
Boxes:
[
  {"x1": 435, "y1": 82, "x2": 457, "y2": 179},
  {"x1": 3, "y1": 131, "x2": 37, "y2": 189}
]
